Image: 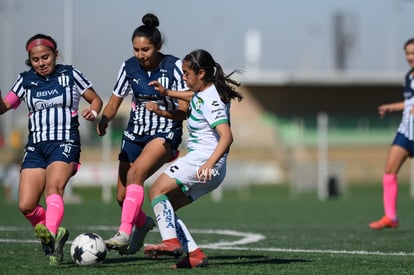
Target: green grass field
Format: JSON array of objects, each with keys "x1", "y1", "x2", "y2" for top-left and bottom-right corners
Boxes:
[{"x1": 1, "y1": 183, "x2": 413, "y2": 274}]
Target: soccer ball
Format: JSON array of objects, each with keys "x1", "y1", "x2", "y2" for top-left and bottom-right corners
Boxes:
[{"x1": 70, "y1": 232, "x2": 107, "y2": 266}]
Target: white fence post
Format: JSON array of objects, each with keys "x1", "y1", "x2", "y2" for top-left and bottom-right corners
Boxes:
[{"x1": 317, "y1": 112, "x2": 329, "y2": 201}]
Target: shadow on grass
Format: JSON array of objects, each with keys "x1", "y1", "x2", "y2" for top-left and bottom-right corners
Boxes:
[
  {"x1": 63, "y1": 254, "x2": 310, "y2": 269},
  {"x1": 208, "y1": 255, "x2": 310, "y2": 266}
]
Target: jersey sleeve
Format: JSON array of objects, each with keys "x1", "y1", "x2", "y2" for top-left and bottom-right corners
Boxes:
[
  {"x1": 171, "y1": 59, "x2": 188, "y2": 92},
  {"x1": 202, "y1": 95, "x2": 229, "y2": 129},
  {"x1": 10, "y1": 74, "x2": 25, "y2": 100},
  {"x1": 72, "y1": 66, "x2": 93, "y2": 95},
  {"x1": 112, "y1": 62, "x2": 131, "y2": 98}
]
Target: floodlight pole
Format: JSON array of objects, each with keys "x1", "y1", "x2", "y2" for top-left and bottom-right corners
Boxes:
[{"x1": 0, "y1": 0, "x2": 20, "y2": 148}]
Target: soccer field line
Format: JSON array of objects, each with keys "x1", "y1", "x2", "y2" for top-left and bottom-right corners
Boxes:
[
  {"x1": 205, "y1": 246, "x2": 414, "y2": 256},
  {"x1": 1, "y1": 226, "x2": 414, "y2": 257}
]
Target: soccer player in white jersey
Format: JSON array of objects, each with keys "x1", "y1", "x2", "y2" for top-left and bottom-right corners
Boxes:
[
  {"x1": 97, "y1": 13, "x2": 191, "y2": 254},
  {"x1": 143, "y1": 49, "x2": 243, "y2": 268},
  {"x1": 369, "y1": 38, "x2": 414, "y2": 230},
  {"x1": 0, "y1": 33, "x2": 102, "y2": 265}
]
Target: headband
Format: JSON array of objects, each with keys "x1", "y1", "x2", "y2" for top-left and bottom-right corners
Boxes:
[{"x1": 26, "y1": 38, "x2": 56, "y2": 52}]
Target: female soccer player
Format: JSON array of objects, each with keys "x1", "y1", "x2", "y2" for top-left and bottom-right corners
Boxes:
[
  {"x1": 97, "y1": 13, "x2": 190, "y2": 254},
  {"x1": 369, "y1": 38, "x2": 414, "y2": 230},
  {"x1": 0, "y1": 33, "x2": 103, "y2": 265},
  {"x1": 143, "y1": 49, "x2": 243, "y2": 268}
]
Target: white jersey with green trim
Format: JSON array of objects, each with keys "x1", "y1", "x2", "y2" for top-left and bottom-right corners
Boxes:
[{"x1": 187, "y1": 84, "x2": 230, "y2": 154}]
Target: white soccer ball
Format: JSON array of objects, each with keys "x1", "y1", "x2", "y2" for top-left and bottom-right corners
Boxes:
[{"x1": 70, "y1": 232, "x2": 107, "y2": 266}]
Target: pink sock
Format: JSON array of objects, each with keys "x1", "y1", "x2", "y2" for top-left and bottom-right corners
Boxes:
[
  {"x1": 119, "y1": 184, "x2": 144, "y2": 235},
  {"x1": 24, "y1": 205, "x2": 46, "y2": 227},
  {"x1": 45, "y1": 194, "x2": 64, "y2": 235},
  {"x1": 135, "y1": 210, "x2": 147, "y2": 228},
  {"x1": 383, "y1": 174, "x2": 398, "y2": 221}
]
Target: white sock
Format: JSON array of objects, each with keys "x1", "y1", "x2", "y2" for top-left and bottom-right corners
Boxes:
[
  {"x1": 152, "y1": 195, "x2": 177, "y2": 241},
  {"x1": 175, "y1": 215, "x2": 198, "y2": 253}
]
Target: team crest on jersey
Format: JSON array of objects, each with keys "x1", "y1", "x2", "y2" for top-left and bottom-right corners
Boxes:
[
  {"x1": 195, "y1": 97, "x2": 203, "y2": 111},
  {"x1": 58, "y1": 74, "x2": 70, "y2": 87},
  {"x1": 158, "y1": 73, "x2": 170, "y2": 89}
]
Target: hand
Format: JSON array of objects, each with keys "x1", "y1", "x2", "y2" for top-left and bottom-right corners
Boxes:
[
  {"x1": 146, "y1": 101, "x2": 160, "y2": 114},
  {"x1": 196, "y1": 163, "x2": 217, "y2": 183},
  {"x1": 96, "y1": 121, "x2": 108, "y2": 136},
  {"x1": 148, "y1": 80, "x2": 168, "y2": 96},
  {"x1": 81, "y1": 109, "x2": 97, "y2": 121}
]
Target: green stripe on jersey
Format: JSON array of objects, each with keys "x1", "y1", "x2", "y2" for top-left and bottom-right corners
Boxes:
[{"x1": 211, "y1": 119, "x2": 229, "y2": 129}]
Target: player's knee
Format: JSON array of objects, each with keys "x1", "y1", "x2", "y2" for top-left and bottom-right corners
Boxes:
[
  {"x1": 18, "y1": 201, "x2": 35, "y2": 215},
  {"x1": 126, "y1": 167, "x2": 147, "y2": 184}
]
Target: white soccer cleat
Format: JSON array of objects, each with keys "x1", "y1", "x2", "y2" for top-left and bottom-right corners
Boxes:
[{"x1": 104, "y1": 231, "x2": 130, "y2": 251}]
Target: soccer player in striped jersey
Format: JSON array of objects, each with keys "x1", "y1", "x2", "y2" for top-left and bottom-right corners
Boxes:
[
  {"x1": 369, "y1": 38, "x2": 414, "y2": 230},
  {"x1": 143, "y1": 49, "x2": 243, "y2": 268},
  {"x1": 97, "y1": 13, "x2": 191, "y2": 254},
  {"x1": 0, "y1": 33, "x2": 103, "y2": 265}
]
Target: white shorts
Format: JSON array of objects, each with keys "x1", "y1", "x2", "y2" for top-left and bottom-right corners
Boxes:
[{"x1": 164, "y1": 151, "x2": 227, "y2": 201}]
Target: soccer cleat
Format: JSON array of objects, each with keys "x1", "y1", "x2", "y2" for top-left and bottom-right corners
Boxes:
[
  {"x1": 143, "y1": 238, "x2": 183, "y2": 258},
  {"x1": 34, "y1": 224, "x2": 54, "y2": 256},
  {"x1": 120, "y1": 216, "x2": 155, "y2": 255},
  {"x1": 369, "y1": 216, "x2": 399, "y2": 230},
  {"x1": 49, "y1": 227, "x2": 69, "y2": 265},
  {"x1": 105, "y1": 231, "x2": 130, "y2": 251},
  {"x1": 172, "y1": 248, "x2": 208, "y2": 269}
]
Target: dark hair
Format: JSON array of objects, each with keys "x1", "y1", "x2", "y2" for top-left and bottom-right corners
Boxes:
[
  {"x1": 25, "y1": 33, "x2": 57, "y2": 67},
  {"x1": 404, "y1": 38, "x2": 414, "y2": 50},
  {"x1": 131, "y1": 13, "x2": 163, "y2": 49},
  {"x1": 184, "y1": 49, "x2": 243, "y2": 104}
]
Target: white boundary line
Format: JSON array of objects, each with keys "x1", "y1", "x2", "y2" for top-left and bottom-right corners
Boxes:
[{"x1": 1, "y1": 226, "x2": 414, "y2": 256}]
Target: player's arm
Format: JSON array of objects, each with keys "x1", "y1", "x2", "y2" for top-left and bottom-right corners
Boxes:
[
  {"x1": 96, "y1": 94, "x2": 124, "y2": 136},
  {"x1": 197, "y1": 122, "x2": 233, "y2": 182},
  {"x1": 0, "y1": 90, "x2": 11, "y2": 114},
  {"x1": 378, "y1": 101, "x2": 405, "y2": 118},
  {"x1": 146, "y1": 99, "x2": 188, "y2": 121},
  {"x1": 81, "y1": 87, "x2": 103, "y2": 121},
  {"x1": 148, "y1": 80, "x2": 194, "y2": 101},
  {"x1": 0, "y1": 90, "x2": 19, "y2": 114},
  {"x1": 163, "y1": 89, "x2": 194, "y2": 102}
]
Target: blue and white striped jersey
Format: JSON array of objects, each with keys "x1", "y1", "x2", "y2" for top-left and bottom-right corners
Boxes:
[
  {"x1": 397, "y1": 70, "x2": 414, "y2": 140},
  {"x1": 10, "y1": 64, "x2": 93, "y2": 143},
  {"x1": 112, "y1": 54, "x2": 187, "y2": 136}
]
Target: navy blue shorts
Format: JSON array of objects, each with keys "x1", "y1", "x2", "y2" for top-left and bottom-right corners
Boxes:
[
  {"x1": 22, "y1": 140, "x2": 81, "y2": 169},
  {"x1": 118, "y1": 130, "x2": 182, "y2": 163},
  {"x1": 392, "y1": 132, "x2": 414, "y2": 157}
]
